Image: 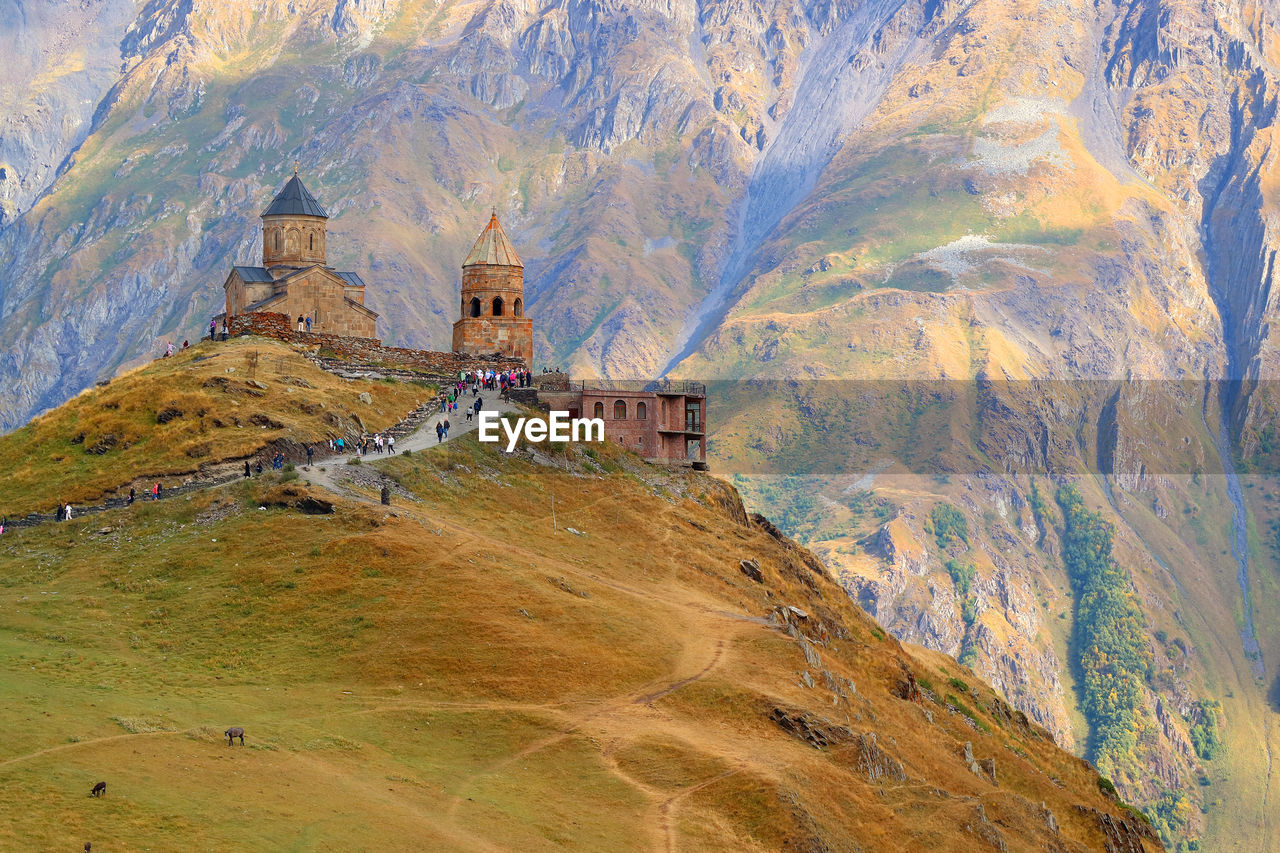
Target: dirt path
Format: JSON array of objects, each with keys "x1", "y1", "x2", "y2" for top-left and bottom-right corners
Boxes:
[
  {"x1": 301, "y1": 397, "x2": 521, "y2": 496},
  {"x1": 0, "y1": 730, "x2": 180, "y2": 769}
]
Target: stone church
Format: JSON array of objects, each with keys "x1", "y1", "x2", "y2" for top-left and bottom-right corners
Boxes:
[{"x1": 220, "y1": 172, "x2": 378, "y2": 338}]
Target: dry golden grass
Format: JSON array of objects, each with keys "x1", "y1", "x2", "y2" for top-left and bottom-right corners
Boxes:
[
  {"x1": 0, "y1": 421, "x2": 1162, "y2": 851},
  {"x1": 0, "y1": 336, "x2": 430, "y2": 516}
]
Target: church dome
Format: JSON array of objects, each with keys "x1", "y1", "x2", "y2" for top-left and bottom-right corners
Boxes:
[
  {"x1": 464, "y1": 213, "x2": 522, "y2": 267},
  {"x1": 262, "y1": 174, "x2": 328, "y2": 219}
]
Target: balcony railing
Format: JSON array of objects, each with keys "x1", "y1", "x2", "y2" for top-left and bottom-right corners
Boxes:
[{"x1": 575, "y1": 379, "x2": 706, "y2": 396}]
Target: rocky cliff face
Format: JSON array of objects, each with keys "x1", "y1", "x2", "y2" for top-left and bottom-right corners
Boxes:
[
  {"x1": 4, "y1": 0, "x2": 1280, "y2": 848},
  {"x1": 0, "y1": 0, "x2": 137, "y2": 225}
]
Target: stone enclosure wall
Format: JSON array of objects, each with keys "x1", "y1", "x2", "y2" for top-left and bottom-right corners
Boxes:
[{"x1": 227, "y1": 312, "x2": 526, "y2": 378}]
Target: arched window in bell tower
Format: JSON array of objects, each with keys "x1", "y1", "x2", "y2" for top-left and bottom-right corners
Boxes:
[
  {"x1": 469, "y1": 297, "x2": 481, "y2": 318},
  {"x1": 492, "y1": 297, "x2": 504, "y2": 316},
  {"x1": 274, "y1": 231, "x2": 280, "y2": 251},
  {"x1": 514, "y1": 298, "x2": 523, "y2": 317}
]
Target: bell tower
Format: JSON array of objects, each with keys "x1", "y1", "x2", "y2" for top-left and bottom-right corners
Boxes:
[
  {"x1": 451, "y1": 212, "x2": 533, "y2": 362},
  {"x1": 261, "y1": 166, "x2": 328, "y2": 273}
]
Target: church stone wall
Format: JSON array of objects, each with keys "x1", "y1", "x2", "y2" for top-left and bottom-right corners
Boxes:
[
  {"x1": 452, "y1": 316, "x2": 534, "y2": 361},
  {"x1": 268, "y1": 268, "x2": 377, "y2": 338},
  {"x1": 228, "y1": 312, "x2": 525, "y2": 376}
]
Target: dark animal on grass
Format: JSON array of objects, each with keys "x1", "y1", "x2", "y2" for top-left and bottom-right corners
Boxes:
[
  {"x1": 225, "y1": 727, "x2": 245, "y2": 746},
  {"x1": 85, "y1": 844, "x2": 91, "y2": 852},
  {"x1": 90, "y1": 781, "x2": 106, "y2": 797}
]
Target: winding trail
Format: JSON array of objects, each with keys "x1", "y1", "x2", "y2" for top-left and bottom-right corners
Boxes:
[
  {"x1": 1, "y1": 389, "x2": 786, "y2": 851},
  {"x1": 0, "y1": 730, "x2": 179, "y2": 769},
  {"x1": 302, "y1": 395, "x2": 521, "y2": 495}
]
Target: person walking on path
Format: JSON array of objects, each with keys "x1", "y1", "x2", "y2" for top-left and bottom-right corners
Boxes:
[
  {"x1": 435, "y1": 421, "x2": 444, "y2": 443},
  {"x1": 128, "y1": 487, "x2": 135, "y2": 505},
  {"x1": 297, "y1": 315, "x2": 305, "y2": 332},
  {"x1": 64, "y1": 504, "x2": 73, "y2": 521},
  {"x1": 305, "y1": 316, "x2": 312, "y2": 333},
  {"x1": 443, "y1": 417, "x2": 451, "y2": 439},
  {"x1": 387, "y1": 434, "x2": 395, "y2": 453},
  {"x1": 209, "y1": 319, "x2": 217, "y2": 342},
  {"x1": 221, "y1": 319, "x2": 229, "y2": 340},
  {"x1": 305, "y1": 445, "x2": 314, "y2": 465},
  {"x1": 243, "y1": 461, "x2": 251, "y2": 479}
]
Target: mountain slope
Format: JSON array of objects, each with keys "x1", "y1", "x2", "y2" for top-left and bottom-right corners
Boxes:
[{"x1": 0, "y1": 352, "x2": 1160, "y2": 851}]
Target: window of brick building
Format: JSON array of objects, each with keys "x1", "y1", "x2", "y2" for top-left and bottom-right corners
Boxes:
[
  {"x1": 469, "y1": 297, "x2": 481, "y2": 317},
  {"x1": 593, "y1": 402, "x2": 604, "y2": 419},
  {"x1": 636, "y1": 401, "x2": 647, "y2": 420},
  {"x1": 613, "y1": 400, "x2": 627, "y2": 419}
]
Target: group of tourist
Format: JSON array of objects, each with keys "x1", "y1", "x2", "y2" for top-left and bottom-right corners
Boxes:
[{"x1": 458, "y1": 368, "x2": 533, "y2": 394}]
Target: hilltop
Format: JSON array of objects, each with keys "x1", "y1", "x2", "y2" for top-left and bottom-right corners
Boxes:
[
  {"x1": 0, "y1": 336, "x2": 430, "y2": 519},
  {"x1": 0, "y1": 350, "x2": 1160, "y2": 851}
]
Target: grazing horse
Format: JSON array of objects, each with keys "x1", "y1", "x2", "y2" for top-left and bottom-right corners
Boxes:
[
  {"x1": 90, "y1": 781, "x2": 106, "y2": 797},
  {"x1": 225, "y1": 727, "x2": 245, "y2": 746}
]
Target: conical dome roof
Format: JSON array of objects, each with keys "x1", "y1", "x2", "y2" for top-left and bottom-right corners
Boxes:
[
  {"x1": 262, "y1": 174, "x2": 328, "y2": 218},
  {"x1": 464, "y1": 213, "x2": 523, "y2": 267}
]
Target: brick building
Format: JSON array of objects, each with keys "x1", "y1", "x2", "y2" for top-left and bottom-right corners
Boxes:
[
  {"x1": 540, "y1": 381, "x2": 707, "y2": 468},
  {"x1": 218, "y1": 171, "x2": 378, "y2": 338},
  {"x1": 451, "y1": 213, "x2": 533, "y2": 362}
]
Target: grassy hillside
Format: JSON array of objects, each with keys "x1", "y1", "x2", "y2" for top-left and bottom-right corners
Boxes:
[
  {"x1": 0, "y1": 394, "x2": 1159, "y2": 850},
  {"x1": 0, "y1": 337, "x2": 429, "y2": 518}
]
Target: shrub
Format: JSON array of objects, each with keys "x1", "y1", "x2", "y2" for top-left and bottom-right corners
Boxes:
[
  {"x1": 946, "y1": 559, "x2": 976, "y2": 596},
  {"x1": 1057, "y1": 484, "x2": 1152, "y2": 782},
  {"x1": 1189, "y1": 700, "x2": 1223, "y2": 760},
  {"x1": 931, "y1": 502, "x2": 968, "y2": 548}
]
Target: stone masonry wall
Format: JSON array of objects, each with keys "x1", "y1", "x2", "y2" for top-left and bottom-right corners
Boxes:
[{"x1": 227, "y1": 312, "x2": 526, "y2": 377}]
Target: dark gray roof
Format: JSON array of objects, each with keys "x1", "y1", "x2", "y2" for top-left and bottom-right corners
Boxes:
[
  {"x1": 336, "y1": 271, "x2": 366, "y2": 288},
  {"x1": 244, "y1": 293, "x2": 285, "y2": 313},
  {"x1": 233, "y1": 266, "x2": 274, "y2": 283},
  {"x1": 262, "y1": 175, "x2": 328, "y2": 218}
]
